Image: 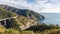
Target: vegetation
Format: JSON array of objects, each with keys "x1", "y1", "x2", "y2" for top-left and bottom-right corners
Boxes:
[
  {"x1": 0, "y1": 8, "x2": 60, "y2": 34},
  {"x1": 0, "y1": 26, "x2": 34, "y2": 34},
  {"x1": 0, "y1": 8, "x2": 17, "y2": 19},
  {"x1": 0, "y1": 23, "x2": 60, "y2": 34}
]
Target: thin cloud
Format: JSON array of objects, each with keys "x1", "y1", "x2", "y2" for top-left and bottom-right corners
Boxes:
[{"x1": 0, "y1": 0, "x2": 60, "y2": 13}]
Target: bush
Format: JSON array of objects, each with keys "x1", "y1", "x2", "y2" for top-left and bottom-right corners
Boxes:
[{"x1": 4, "y1": 28, "x2": 20, "y2": 34}]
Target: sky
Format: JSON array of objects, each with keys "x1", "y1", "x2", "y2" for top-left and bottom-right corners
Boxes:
[{"x1": 0, "y1": 0, "x2": 60, "y2": 13}]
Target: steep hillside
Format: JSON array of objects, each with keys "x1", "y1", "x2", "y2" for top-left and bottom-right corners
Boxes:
[
  {"x1": 0, "y1": 8, "x2": 17, "y2": 19},
  {"x1": 11, "y1": 15, "x2": 38, "y2": 30},
  {"x1": 0, "y1": 8, "x2": 39, "y2": 34},
  {"x1": 0, "y1": 8, "x2": 38, "y2": 30},
  {"x1": 0, "y1": 4, "x2": 60, "y2": 34},
  {"x1": 0, "y1": 4, "x2": 45, "y2": 23}
]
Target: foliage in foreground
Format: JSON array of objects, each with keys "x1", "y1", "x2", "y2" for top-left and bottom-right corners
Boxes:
[
  {"x1": 0, "y1": 8, "x2": 60, "y2": 34},
  {"x1": 0, "y1": 23, "x2": 60, "y2": 34},
  {"x1": 0, "y1": 26, "x2": 34, "y2": 34}
]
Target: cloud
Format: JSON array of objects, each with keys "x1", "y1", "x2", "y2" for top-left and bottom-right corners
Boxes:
[{"x1": 0, "y1": 0, "x2": 60, "y2": 13}]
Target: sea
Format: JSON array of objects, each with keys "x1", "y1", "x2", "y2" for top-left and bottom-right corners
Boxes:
[{"x1": 40, "y1": 13, "x2": 60, "y2": 26}]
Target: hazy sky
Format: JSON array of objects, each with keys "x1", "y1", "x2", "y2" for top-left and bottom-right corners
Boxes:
[{"x1": 0, "y1": 0, "x2": 60, "y2": 13}]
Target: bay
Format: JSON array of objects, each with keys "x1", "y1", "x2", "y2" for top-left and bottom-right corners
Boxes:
[{"x1": 40, "y1": 13, "x2": 60, "y2": 25}]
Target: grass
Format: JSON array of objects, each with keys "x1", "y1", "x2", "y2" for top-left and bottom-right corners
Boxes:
[
  {"x1": 0, "y1": 8, "x2": 60, "y2": 34},
  {"x1": 0, "y1": 8, "x2": 17, "y2": 19}
]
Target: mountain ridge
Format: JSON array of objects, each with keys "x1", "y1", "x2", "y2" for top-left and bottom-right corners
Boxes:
[
  {"x1": 0, "y1": 4, "x2": 45, "y2": 23},
  {"x1": 0, "y1": 4, "x2": 60, "y2": 34}
]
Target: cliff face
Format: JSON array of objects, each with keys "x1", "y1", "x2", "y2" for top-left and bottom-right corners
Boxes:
[{"x1": 0, "y1": 4, "x2": 45, "y2": 23}]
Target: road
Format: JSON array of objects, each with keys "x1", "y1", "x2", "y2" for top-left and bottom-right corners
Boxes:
[{"x1": 0, "y1": 16, "x2": 17, "y2": 21}]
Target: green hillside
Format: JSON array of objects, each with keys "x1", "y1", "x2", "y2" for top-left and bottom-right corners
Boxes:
[
  {"x1": 0, "y1": 8, "x2": 37, "y2": 34},
  {"x1": 0, "y1": 8, "x2": 60, "y2": 34},
  {"x1": 0, "y1": 8, "x2": 17, "y2": 19},
  {"x1": 0, "y1": 23, "x2": 60, "y2": 34}
]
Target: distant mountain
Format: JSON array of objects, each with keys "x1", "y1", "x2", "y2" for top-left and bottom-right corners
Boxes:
[{"x1": 0, "y1": 4, "x2": 45, "y2": 23}]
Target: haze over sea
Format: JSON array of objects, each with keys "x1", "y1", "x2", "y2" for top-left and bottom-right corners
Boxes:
[{"x1": 41, "y1": 13, "x2": 60, "y2": 25}]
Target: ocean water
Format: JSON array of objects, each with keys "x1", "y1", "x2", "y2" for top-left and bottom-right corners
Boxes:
[{"x1": 40, "y1": 13, "x2": 60, "y2": 25}]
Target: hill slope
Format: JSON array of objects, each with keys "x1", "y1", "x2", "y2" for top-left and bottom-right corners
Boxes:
[
  {"x1": 0, "y1": 8, "x2": 17, "y2": 19},
  {"x1": 0, "y1": 4, "x2": 60, "y2": 34},
  {"x1": 0, "y1": 4, "x2": 45, "y2": 23},
  {"x1": 0, "y1": 8, "x2": 38, "y2": 30}
]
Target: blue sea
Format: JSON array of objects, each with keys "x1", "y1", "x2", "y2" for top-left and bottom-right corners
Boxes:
[{"x1": 40, "y1": 13, "x2": 60, "y2": 25}]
